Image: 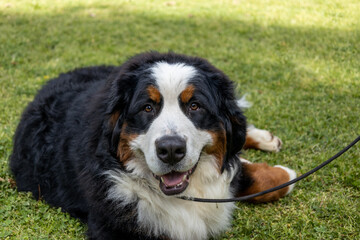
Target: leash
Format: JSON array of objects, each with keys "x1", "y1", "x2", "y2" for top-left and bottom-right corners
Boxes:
[{"x1": 178, "y1": 135, "x2": 360, "y2": 203}]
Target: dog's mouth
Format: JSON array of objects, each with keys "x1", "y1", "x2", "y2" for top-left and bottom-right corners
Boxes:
[{"x1": 153, "y1": 164, "x2": 197, "y2": 196}]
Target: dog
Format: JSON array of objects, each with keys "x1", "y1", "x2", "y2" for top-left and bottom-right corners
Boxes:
[{"x1": 10, "y1": 52, "x2": 296, "y2": 240}]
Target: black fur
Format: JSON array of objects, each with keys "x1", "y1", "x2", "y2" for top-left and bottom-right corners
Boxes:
[{"x1": 10, "y1": 52, "x2": 248, "y2": 239}]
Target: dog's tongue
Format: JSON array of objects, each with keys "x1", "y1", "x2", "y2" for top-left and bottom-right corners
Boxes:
[{"x1": 161, "y1": 171, "x2": 187, "y2": 187}]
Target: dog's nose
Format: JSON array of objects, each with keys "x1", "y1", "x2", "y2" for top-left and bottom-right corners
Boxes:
[{"x1": 155, "y1": 135, "x2": 186, "y2": 165}]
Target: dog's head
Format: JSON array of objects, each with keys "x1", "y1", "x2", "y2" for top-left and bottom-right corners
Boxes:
[{"x1": 106, "y1": 52, "x2": 246, "y2": 196}]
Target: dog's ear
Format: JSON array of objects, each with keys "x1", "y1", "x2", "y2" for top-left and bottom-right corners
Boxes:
[
  {"x1": 205, "y1": 70, "x2": 247, "y2": 160},
  {"x1": 108, "y1": 112, "x2": 123, "y2": 158},
  {"x1": 222, "y1": 98, "x2": 247, "y2": 159},
  {"x1": 105, "y1": 70, "x2": 137, "y2": 158},
  {"x1": 199, "y1": 67, "x2": 247, "y2": 166}
]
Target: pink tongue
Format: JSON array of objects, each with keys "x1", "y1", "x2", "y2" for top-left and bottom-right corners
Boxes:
[{"x1": 161, "y1": 171, "x2": 187, "y2": 187}]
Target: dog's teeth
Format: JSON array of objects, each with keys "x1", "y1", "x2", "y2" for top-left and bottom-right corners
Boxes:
[
  {"x1": 182, "y1": 175, "x2": 187, "y2": 181},
  {"x1": 160, "y1": 177, "x2": 165, "y2": 183}
]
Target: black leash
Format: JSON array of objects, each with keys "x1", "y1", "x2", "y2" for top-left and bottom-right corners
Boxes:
[{"x1": 178, "y1": 135, "x2": 360, "y2": 203}]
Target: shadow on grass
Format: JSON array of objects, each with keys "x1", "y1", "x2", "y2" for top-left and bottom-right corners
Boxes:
[{"x1": 1, "y1": 6, "x2": 359, "y2": 88}]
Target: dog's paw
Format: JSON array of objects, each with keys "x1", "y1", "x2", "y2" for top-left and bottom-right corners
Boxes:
[
  {"x1": 257, "y1": 131, "x2": 282, "y2": 152},
  {"x1": 245, "y1": 126, "x2": 283, "y2": 152}
]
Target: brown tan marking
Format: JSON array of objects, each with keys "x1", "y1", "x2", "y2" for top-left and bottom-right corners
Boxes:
[
  {"x1": 117, "y1": 123, "x2": 137, "y2": 164},
  {"x1": 180, "y1": 85, "x2": 195, "y2": 103},
  {"x1": 238, "y1": 162, "x2": 290, "y2": 203},
  {"x1": 147, "y1": 85, "x2": 161, "y2": 103},
  {"x1": 204, "y1": 130, "x2": 226, "y2": 172},
  {"x1": 109, "y1": 111, "x2": 120, "y2": 128},
  {"x1": 243, "y1": 134, "x2": 260, "y2": 150}
]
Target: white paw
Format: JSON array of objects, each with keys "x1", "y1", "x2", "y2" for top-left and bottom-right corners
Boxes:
[
  {"x1": 247, "y1": 126, "x2": 283, "y2": 152},
  {"x1": 274, "y1": 165, "x2": 297, "y2": 195}
]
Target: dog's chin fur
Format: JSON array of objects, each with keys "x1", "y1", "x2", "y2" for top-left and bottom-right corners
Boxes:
[{"x1": 106, "y1": 153, "x2": 237, "y2": 240}]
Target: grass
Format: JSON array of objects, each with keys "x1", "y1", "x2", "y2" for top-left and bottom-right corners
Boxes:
[{"x1": 1, "y1": 0, "x2": 359, "y2": 239}]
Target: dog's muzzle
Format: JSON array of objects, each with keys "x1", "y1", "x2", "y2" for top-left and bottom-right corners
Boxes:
[
  {"x1": 155, "y1": 135, "x2": 186, "y2": 165},
  {"x1": 153, "y1": 135, "x2": 198, "y2": 195}
]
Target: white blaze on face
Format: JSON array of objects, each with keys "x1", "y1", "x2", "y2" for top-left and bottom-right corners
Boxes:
[
  {"x1": 131, "y1": 62, "x2": 213, "y2": 175},
  {"x1": 107, "y1": 61, "x2": 234, "y2": 240}
]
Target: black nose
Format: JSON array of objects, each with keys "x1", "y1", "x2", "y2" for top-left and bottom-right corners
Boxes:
[{"x1": 155, "y1": 135, "x2": 186, "y2": 165}]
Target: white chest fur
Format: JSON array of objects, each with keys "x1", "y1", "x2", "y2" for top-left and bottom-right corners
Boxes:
[{"x1": 106, "y1": 156, "x2": 237, "y2": 240}]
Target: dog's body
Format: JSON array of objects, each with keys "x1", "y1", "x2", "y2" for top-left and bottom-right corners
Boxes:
[{"x1": 10, "y1": 52, "x2": 296, "y2": 240}]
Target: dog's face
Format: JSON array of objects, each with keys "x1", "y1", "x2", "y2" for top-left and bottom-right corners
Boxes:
[{"x1": 108, "y1": 53, "x2": 246, "y2": 196}]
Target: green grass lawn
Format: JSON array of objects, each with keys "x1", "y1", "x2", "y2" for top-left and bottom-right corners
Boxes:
[{"x1": 1, "y1": 0, "x2": 359, "y2": 239}]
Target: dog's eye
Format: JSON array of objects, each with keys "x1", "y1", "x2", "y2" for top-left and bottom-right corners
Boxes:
[
  {"x1": 144, "y1": 105, "x2": 153, "y2": 112},
  {"x1": 189, "y1": 102, "x2": 199, "y2": 111}
]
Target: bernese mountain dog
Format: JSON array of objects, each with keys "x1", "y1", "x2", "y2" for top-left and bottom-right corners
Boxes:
[{"x1": 10, "y1": 52, "x2": 296, "y2": 240}]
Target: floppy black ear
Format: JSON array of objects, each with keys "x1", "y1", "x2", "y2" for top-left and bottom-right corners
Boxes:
[
  {"x1": 223, "y1": 98, "x2": 247, "y2": 159},
  {"x1": 107, "y1": 115, "x2": 123, "y2": 158},
  {"x1": 104, "y1": 69, "x2": 138, "y2": 158},
  {"x1": 197, "y1": 64, "x2": 247, "y2": 164},
  {"x1": 204, "y1": 70, "x2": 247, "y2": 160}
]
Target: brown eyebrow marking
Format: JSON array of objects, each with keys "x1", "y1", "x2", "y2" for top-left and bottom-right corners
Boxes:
[
  {"x1": 180, "y1": 85, "x2": 195, "y2": 103},
  {"x1": 147, "y1": 85, "x2": 161, "y2": 103}
]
